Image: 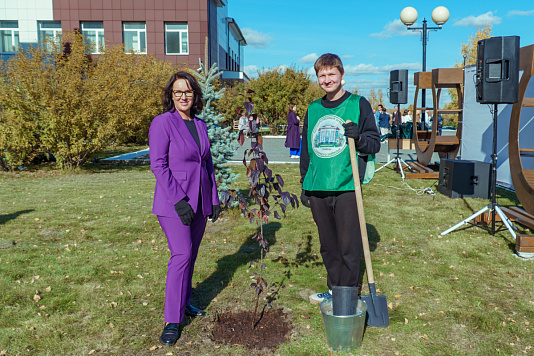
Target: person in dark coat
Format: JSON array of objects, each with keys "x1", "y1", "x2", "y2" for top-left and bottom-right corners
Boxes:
[{"x1": 285, "y1": 103, "x2": 301, "y2": 158}]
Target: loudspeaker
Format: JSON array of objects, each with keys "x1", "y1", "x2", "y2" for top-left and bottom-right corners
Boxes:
[
  {"x1": 475, "y1": 36, "x2": 520, "y2": 104},
  {"x1": 389, "y1": 69, "x2": 408, "y2": 104},
  {"x1": 438, "y1": 159, "x2": 491, "y2": 199}
]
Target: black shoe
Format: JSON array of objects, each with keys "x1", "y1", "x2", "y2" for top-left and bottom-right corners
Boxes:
[
  {"x1": 185, "y1": 304, "x2": 206, "y2": 317},
  {"x1": 159, "y1": 323, "x2": 180, "y2": 346}
]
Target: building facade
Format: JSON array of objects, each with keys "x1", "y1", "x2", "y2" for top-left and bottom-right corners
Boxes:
[{"x1": 0, "y1": 0, "x2": 246, "y2": 80}]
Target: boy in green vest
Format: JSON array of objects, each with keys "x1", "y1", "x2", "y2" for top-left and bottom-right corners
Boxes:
[{"x1": 300, "y1": 53, "x2": 381, "y2": 303}]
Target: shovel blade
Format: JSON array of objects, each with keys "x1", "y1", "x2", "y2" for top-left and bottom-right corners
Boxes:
[{"x1": 361, "y1": 294, "x2": 389, "y2": 327}]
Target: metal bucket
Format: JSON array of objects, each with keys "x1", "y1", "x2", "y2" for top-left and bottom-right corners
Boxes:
[{"x1": 320, "y1": 298, "x2": 367, "y2": 352}]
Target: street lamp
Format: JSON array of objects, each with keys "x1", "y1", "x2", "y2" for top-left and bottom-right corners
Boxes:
[{"x1": 400, "y1": 6, "x2": 449, "y2": 128}]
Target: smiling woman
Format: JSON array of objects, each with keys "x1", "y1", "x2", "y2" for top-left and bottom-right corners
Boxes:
[{"x1": 149, "y1": 71, "x2": 221, "y2": 347}]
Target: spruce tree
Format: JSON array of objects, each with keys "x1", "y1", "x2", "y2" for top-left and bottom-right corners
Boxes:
[{"x1": 193, "y1": 60, "x2": 239, "y2": 195}]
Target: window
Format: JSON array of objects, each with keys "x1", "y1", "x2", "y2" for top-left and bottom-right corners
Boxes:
[
  {"x1": 0, "y1": 21, "x2": 19, "y2": 53},
  {"x1": 81, "y1": 21, "x2": 104, "y2": 54},
  {"x1": 165, "y1": 22, "x2": 188, "y2": 55},
  {"x1": 123, "y1": 22, "x2": 146, "y2": 54},
  {"x1": 38, "y1": 21, "x2": 62, "y2": 49}
]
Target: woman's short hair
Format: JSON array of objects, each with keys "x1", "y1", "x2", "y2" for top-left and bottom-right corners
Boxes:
[
  {"x1": 314, "y1": 53, "x2": 344, "y2": 75},
  {"x1": 288, "y1": 103, "x2": 296, "y2": 113},
  {"x1": 162, "y1": 71, "x2": 204, "y2": 117}
]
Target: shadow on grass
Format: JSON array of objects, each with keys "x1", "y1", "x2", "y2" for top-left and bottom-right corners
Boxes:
[
  {"x1": 0, "y1": 209, "x2": 34, "y2": 225},
  {"x1": 192, "y1": 221, "x2": 282, "y2": 309}
]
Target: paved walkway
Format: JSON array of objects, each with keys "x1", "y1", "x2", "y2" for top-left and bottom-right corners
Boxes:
[
  {"x1": 103, "y1": 131, "x2": 455, "y2": 165},
  {"x1": 228, "y1": 136, "x2": 441, "y2": 165}
]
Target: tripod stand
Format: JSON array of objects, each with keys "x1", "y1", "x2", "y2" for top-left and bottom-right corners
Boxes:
[
  {"x1": 375, "y1": 107, "x2": 410, "y2": 179},
  {"x1": 441, "y1": 104, "x2": 516, "y2": 239}
]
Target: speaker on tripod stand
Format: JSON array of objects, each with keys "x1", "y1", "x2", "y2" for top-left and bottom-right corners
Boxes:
[
  {"x1": 442, "y1": 36, "x2": 520, "y2": 238},
  {"x1": 375, "y1": 69, "x2": 410, "y2": 178}
]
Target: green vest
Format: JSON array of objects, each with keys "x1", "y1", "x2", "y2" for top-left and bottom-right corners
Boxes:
[{"x1": 302, "y1": 94, "x2": 375, "y2": 191}]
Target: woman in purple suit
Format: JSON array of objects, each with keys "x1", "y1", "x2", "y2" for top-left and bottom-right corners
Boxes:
[{"x1": 149, "y1": 71, "x2": 221, "y2": 346}]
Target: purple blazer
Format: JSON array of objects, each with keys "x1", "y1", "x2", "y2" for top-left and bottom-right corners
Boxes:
[{"x1": 149, "y1": 110, "x2": 219, "y2": 218}]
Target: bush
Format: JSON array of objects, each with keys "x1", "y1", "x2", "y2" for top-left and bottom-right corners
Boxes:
[{"x1": 0, "y1": 31, "x2": 175, "y2": 169}]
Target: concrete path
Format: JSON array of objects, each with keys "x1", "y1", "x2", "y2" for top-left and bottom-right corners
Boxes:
[{"x1": 103, "y1": 130, "x2": 456, "y2": 165}]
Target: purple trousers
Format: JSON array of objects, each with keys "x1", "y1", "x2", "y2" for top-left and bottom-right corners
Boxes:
[{"x1": 157, "y1": 211, "x2": 207, "y2": 323}]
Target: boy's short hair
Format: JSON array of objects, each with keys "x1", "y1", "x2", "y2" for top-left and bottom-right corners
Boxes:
[{"x1": 314, "y1": 53, "x2": 344, "y2": 75}]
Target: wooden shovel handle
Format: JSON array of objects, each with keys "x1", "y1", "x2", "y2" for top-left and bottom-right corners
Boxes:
[{"x1": 346, "y1": 120, "x2": 375, "y2": 285}]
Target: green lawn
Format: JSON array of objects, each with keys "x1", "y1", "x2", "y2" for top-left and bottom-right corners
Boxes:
[{"x1": 0, "y1": 161, "x2": 532, "y2": 355}]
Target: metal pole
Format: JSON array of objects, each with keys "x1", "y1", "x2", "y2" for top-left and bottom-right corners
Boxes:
[
  {"x1": 491, "y1": 104, "x2": 498, "y2": 235},
  {"x1": 421, "y1": 19, "x2": 427, "y2": 130}
]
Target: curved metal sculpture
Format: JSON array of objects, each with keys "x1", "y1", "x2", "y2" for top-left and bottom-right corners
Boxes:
[
  {"x1": 412, "y1": 69, "x2": 463, "y2": 167},
  {"x1": 509, "y1": 44, "x2": 534, "y2": 215}
]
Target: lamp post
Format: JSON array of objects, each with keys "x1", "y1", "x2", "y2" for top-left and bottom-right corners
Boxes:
[{"x1": 400, "y1": 6, "x2": 449, "y2": 128}]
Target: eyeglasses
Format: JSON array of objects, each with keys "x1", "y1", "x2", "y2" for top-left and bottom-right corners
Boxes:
[{"x1": 172, "y1": 90, "x2": 194, "y2": 98}]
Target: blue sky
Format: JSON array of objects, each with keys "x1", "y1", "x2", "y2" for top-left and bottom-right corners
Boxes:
[{"x1": 230, "y1": 0, "x2": 534, "y2": 108}]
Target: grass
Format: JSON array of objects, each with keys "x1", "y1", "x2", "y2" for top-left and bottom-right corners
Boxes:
[{"x1": 0, "y1": 160, "x2": 533, "y2": 356}]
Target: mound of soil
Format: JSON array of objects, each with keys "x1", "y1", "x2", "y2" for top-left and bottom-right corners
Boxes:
[{"x1": 211, "y1": 308, "x2": 291, "y2": 349}]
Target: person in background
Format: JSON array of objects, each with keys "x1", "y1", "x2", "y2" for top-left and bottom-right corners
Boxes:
[
  {"x1": 374, "y1": 107, "x2": 380, "y2": 129},
  {"x1": 401, "y1": 109, "x2": 412, "y2": 124},
  {"x1": 377, "y1": 104, "x2": 391, "y2": 137},
  {"x1": 285, "y1": 103, "x2": 301, "y2": 158},
  {"x1": 237, "y1": 109, "x2": 249, "y2": 135},
  {"x1": 149, "y1": 71, "x2": 221, "y2": 347},
  {"x1": 391, "y1": 105, "x2": 401, "y2": 126},
  {"x1": 300, "y1": 53, "x2": 381, "y2": 304}
]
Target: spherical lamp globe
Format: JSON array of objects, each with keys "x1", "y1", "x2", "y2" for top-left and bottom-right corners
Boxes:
[
  {"x1": 432, "y1": 6, "x2": 450, "y2": 26},
  {"x1": 400, "y1": 7, "x2": 418, "y2": 26}
]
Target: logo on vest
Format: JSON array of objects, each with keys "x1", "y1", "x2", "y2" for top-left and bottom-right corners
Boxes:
[{"x1": 311, "y1": 114, "x2": 346, "y2": 158}]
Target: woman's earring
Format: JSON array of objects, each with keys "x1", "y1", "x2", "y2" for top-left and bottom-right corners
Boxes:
[{"x1": 341, "y1": 79, "x2": 346, "y2": 86}]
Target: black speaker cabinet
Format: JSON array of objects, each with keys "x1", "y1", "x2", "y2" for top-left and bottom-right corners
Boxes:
[
  {"x1": 476, "y1": 36, "x2": 520, "y2": 104},
  {"x1": 390, "y1": 69, "x2": 408, "y2": 104},
  {"x1": 438, "y1": 159, "x2": 491, "y2": 199}
]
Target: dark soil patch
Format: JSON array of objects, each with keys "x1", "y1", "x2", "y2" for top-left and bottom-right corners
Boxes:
[{"x1": 211, "y1": 308, "x2": 291, "y2": 349}]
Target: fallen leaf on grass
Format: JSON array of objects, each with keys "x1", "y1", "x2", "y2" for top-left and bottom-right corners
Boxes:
[
  {"x1": 388, "y1": 302, "x2": 393, "y2": 310},
  {"x1": 148, "y1": 345, "x2": 162, "y2": 351},
  {"x1": 44, "y1": 286, "x2": 51, "y2": 292},
  {"x1": 109, "y1": 323, "x2": 114, "y2": 328},
  {"x1": 88, "y1": 350, "x2": 96, "y2": 355},
  {"x1": 33, "y1": 294, "x2": 41, "y2": 303},
  {"x1": 423, "y1": 334, "x2": 429, "y2": 340},
  {"x1": 405, "y1": 318, "x2": 409, "y2": 324},
  {"x1": 394, "y1": 294, "x2": 402, "y2": 298}
]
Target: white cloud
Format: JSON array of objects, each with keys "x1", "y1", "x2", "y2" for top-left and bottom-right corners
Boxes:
[
  {"x1": 370, "y1": 19, "x2": 419, "y2": 39},
  {"x1": 344, "y1": 63, "x2": 421, "y2": 76},
  {"x1": 241, "y1": 28, "x2": 272, "y2": 48},
  {"x1": 453, "y1": 12, "x2": 502, "y2": 27},
  {"x1": 507, "y1": 9, "x2": 534, "y2": 16},
  {"x1": 298, "y1": 53, "x2": 319, "y2": 64},
  {"x1": 244, "y1": 65, "x2": 259, "y2": 76}
]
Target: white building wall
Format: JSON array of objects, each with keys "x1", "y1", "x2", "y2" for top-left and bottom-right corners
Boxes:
[{"x1": 0, "y1": 0, "x2": 54, "y2": 44}]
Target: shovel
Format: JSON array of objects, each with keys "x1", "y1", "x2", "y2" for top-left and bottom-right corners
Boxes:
[{"x1": 346, "y1": 120, "x2": 389, "y2": 328}]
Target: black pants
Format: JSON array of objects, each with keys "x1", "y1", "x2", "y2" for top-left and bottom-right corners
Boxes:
[{"x1": 309, "y1": 191, "x2": 363, "y2": 290}]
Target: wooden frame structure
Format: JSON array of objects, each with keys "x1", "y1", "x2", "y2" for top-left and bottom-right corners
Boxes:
[
  {"x1": 411, "y1": 69, "x2": 463, "y2": 168},
  {"x1": 509, "y1": 44, "x2": 534, "y2": 216}
]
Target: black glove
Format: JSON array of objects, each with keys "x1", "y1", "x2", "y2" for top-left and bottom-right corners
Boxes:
[
  {"x1": 174, "y1": 199, "x2": 194, "y2": 226},
  {"x1": 342, "y1": 122, "x2": 360, "y2": 141},
  {"x1": 210, "y1": 204, "x2": 221, "y2": 222},
  {"x1": 300, "y1": 191, "x2": 310, "y2": 208}
]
